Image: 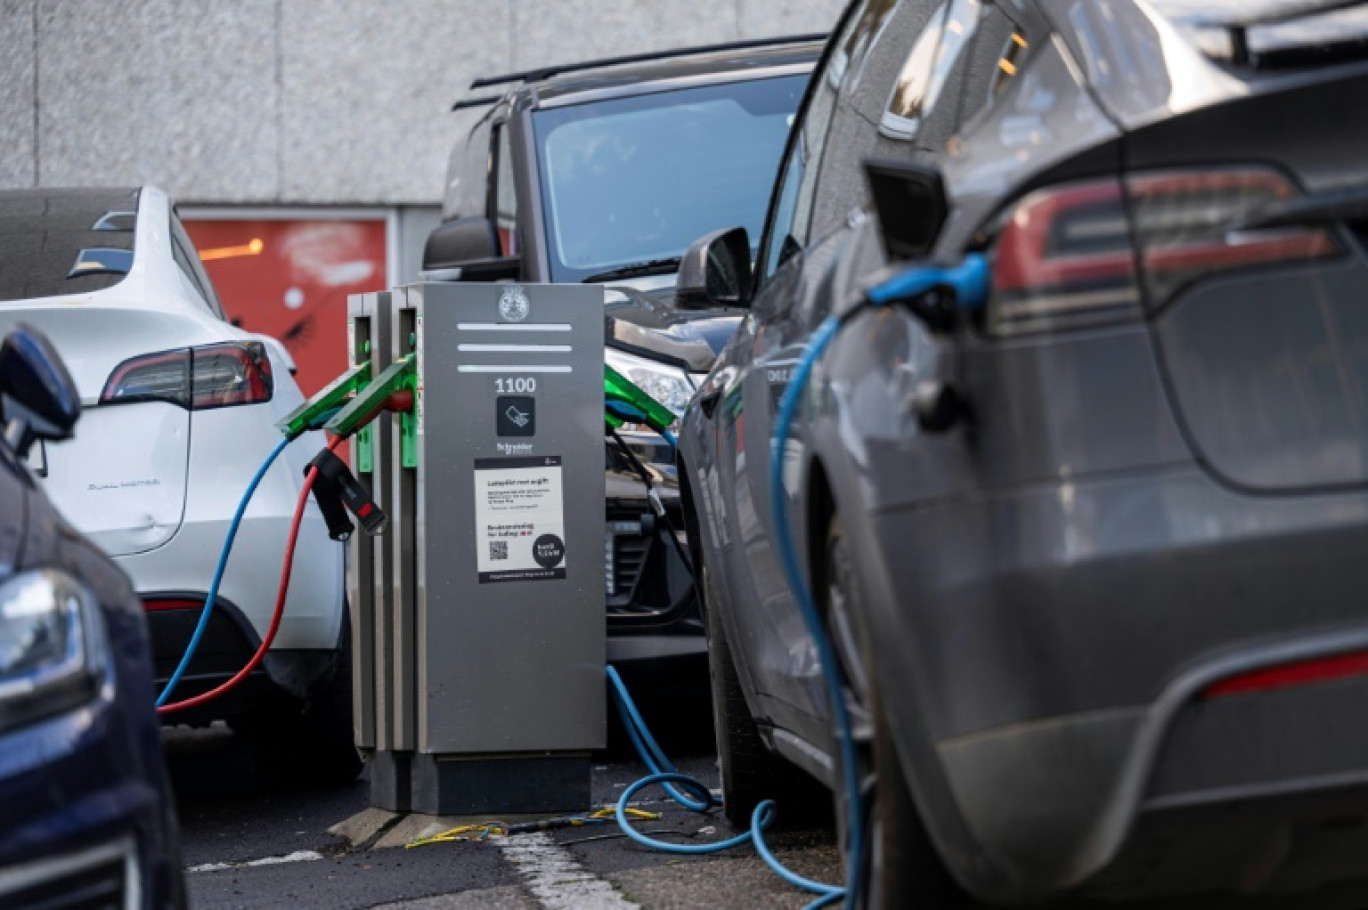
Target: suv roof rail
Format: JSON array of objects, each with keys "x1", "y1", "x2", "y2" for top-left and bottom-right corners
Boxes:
[
  {"x1": 467, "y1": 33, "x2": 827, "y2": 90},
  {"x1": 450, "y1": 94, "x2": 505, "y2": 112}
]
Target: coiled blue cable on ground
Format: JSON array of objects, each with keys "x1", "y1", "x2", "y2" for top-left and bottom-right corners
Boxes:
[
  {"x1": 607, "y1": 667, "x2": 844, "y2": 909},
  {"x1": 606, "y1": 665, "x2": 709, "y2": 810},
  {"x1": 156, "y1": 434, "x2": 294, "y2": 706}
]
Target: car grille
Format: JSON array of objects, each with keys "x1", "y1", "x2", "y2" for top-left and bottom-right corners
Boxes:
[
  {"x1": 606, "y1": 520, "x2": 649, "y2": 599},
  {"x1": 0, "y1": 835, "x2": 139, "y2": 910}
]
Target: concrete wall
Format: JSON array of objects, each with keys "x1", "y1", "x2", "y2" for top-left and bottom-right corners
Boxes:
[{"x1": 0, "y1": 0, "x2": 844, "y2": 205}]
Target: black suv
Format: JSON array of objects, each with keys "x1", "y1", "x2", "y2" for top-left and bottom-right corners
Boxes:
[{"x1": 424, "y1": 38, "x2": 819, "y2": 677}]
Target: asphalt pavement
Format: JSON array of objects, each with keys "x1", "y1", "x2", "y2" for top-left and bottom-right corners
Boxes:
[
  {"x1": 163, "y1": 714, "x2": 1368, "y2": 910},
  {"x1": 163, "y1": 696, "x2": 847, "y2": 910}
]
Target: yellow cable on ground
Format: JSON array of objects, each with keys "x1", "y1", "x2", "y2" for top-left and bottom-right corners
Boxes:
[{"x1": 405, "y1": 808, "x2": 662, "y2": 848}]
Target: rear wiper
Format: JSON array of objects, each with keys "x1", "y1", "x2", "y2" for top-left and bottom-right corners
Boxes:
[
  {"x1": 1196, "y1": 0, "x2": 1368, "y2": 65},
  {"x1": 1236, "y1": 183, "x2": 1368, "y2": 230},
  {"x1": 1200, "y1": 0, "x2": 1368, "y2": 28},
  {"x1": 582, "y1": 257, "x2": 682, "y2": 284}
]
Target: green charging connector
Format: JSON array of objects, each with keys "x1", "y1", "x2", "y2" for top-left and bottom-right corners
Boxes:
[
  {"x1": 277, "y1": 361, "x2": 372, "y2": 441},
  {"x1": 324, "y1": 355, "x2": 417, "y2": 444},
  {"x1": 605, "y1": 364, "x2": 676, "y2": 436}
]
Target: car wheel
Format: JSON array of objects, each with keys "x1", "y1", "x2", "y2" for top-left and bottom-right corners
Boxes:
[
  {"x1": 294, "y1": 627, "x2": 365, "y2": 785},
  {"x1": 704, "y1": 564, "x2": 825, "y2": 829},
  {"x1": 824, "y1": 515, "x2": 967, "y2": 908},
  {"x1": 231, "y1": 621, "x2": 363, "y2": 787}
]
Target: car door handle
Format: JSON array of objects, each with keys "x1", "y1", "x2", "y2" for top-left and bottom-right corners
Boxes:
[{"x1": 697, "y1": 384, "x2": 722, "y2": 418}]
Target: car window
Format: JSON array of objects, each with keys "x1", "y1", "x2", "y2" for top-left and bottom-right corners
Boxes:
[
  {"x1": 170, "y1": 215, "x2": 226, "y2": 319},
  {"x1": 0, "y1": 188, "x2": 138, "y2": 302},
  {"x1": 533, "y1": 75, "x2": 806, "y2": 282},
  {"x1": 758, "y1": 1, "x2": 870, "y2": 281},
  {"x1": 444, "y1": 111, "x2": 495, "y2": 221},
  {"x1": 490, "y1": 124, "x2": 519, "y2": 257}
]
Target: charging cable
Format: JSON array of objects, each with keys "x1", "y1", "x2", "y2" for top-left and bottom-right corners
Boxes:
[
  {"x1": 155, "y1": 434, "x2": 293, "y2": 706},
  {"x1": 158, "y1": 435, "x2": 345, "y2": 714},
  {"x1": 765, "y1": 253, "x2": 989, "y2": 905},
  {"x1": 607, "y1": 665, "x2": 844, "y2": 907},
  {"x1": 156, "y1": 405, "x2": 342, "y2": 708},
  {"x1": 607, "y1": 255, "x2": 989, "y2": 905}
]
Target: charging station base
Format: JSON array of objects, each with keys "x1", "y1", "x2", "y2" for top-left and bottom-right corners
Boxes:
[
  {"x1": 410, "y1": 753, "x2": 592, "y2": 816},
  {"x1": 369, "y1": 750, "x2": 412, "y2": 813}
]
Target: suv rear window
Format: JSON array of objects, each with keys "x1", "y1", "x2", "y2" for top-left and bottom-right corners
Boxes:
[
  {"x1": 0, "y1": 188, "x2": 140, "y2": 302},
  {"x1": 534, "y1": 75, "x2": 807, "y2": 282}
]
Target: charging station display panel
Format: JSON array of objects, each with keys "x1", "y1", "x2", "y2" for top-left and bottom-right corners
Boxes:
[
  {"x1": 474, "y1": 455, "x2": 566, "y2": 583},
  {"x1": 404, "y1": 281, "x2": 605, "y2": 762}
]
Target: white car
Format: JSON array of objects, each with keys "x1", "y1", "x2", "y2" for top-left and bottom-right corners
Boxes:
[{"x1": 0, "y1": 186, "x2": 356, "y2": 780}]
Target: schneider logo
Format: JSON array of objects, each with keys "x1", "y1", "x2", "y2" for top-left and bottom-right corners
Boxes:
[
  {"x1": 499, "y1": 284, "x2": 530, "y2": 322},
  {"x1": 497, "y1": 442, "x2": 534, "y2": 455}
]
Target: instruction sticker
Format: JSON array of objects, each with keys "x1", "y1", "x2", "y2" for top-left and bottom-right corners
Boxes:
[{"x1": 474, "y1": 455, "x2": 566, "y2": 583}]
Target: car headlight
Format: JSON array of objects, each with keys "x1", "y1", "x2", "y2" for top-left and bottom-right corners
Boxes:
[
  {"x1": 604, "y1": 348, "x2": 696, "y2": 430},
  {"x1": 0, "y1": 570, "x2": 108, "y2": 733}
]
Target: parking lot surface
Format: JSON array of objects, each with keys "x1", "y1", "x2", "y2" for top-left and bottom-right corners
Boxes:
[{"x1": 166, "y1": 721, "x2": 1368, "y2": 910}]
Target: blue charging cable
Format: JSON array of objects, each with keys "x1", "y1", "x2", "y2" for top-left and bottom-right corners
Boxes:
[
  {"x1": 607, "y1": 666, "x2": 844, "y2": 908},
  {"x1": 768, "y1": 315, "x2": 863, "y2": 908},
  {"x1": 605, "y1": 399, "x2": 678, "y2": 449},
  {"x1": 765, "y1": 253, "x2": 989, "y2": 904}
]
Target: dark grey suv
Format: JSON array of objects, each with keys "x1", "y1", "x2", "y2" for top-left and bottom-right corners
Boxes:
[
  {"x1": 425, "y1": 39, "x2": 818, "y2": 679},
  {"x1": 678, "y1": 0, "x2": 1368, "y2": 905}
]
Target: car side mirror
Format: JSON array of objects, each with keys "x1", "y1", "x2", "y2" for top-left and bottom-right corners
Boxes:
[
  {"x1": 0, "y1": 324, "x2": 80, "y2": 457},
  {"x1": 864, "y1": 158, "x2": 949, "y2": 261},
  {"x1": 422, "y1": 215, "x2": 521, "y2": 281},
  {"x1": 676, "y1": 227, "x2": 752, "y2": 309}
]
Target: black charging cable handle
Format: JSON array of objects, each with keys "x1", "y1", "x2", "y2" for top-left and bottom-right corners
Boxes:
[
  {"x1": 308, "y1": 449, "x2": 389, "y2": 538},
  {"x1": 306, "y1": 451, "x2": 354, "y2": 541}
]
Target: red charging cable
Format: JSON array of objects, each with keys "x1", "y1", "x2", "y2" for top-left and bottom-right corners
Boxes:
[{"x1": 158, "y1": 434, "x2": 344, "y2": 715}]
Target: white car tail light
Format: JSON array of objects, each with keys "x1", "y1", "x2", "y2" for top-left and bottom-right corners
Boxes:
[
  {"x1": 986, "y1": 168, "x2": 1340, "y2": 337},
  {"x1": 100, "y1": 341, "x2": 274, "y2": 410}
]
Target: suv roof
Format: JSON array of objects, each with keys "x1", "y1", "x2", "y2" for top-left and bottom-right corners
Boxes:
[{"x1": 454, "y1": 35, "x2": 825, "y2": 111}]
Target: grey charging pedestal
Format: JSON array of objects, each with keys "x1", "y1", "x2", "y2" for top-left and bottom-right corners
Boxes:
[{"x1": 383, "y1": 282, "x2": 606, "y2": 815}]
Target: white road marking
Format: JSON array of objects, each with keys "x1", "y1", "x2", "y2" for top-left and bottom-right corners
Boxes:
[
  {"x1": 187, "y1": 850, "x2": 324, "y2": 874},
  {"x1": 499, "y1": 832, "x2": 639, "y2": 910}
]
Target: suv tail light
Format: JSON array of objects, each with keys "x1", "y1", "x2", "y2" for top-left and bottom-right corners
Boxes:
[
  {"x1": 989, "y1": 178, "x2": 1141, "y2": 336},
  {"x1": 1127, "y1": 168, "x2": 1339, "y2": 307},
  {"x1": 100, "y1": 341, "x2": 274, "y2": 410},
  {"x1": 986, "y1": 167, "x2": 1341, "y2": 337}
]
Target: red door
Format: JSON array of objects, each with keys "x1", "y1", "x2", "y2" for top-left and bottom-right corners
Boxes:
[{"x1": 184, "y1": 218, "x2": 388, "y2": 396}]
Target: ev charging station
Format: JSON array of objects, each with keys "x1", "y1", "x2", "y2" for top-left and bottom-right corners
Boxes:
[
  {"x1": 350, "y1": 282, "x2": 606, "y2": 815},
  {"x1": 345, "y1": 290, "x2": 410, "y2": 806}
]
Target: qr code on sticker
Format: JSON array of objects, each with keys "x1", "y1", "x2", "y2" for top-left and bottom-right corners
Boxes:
[{"x1": 489, "y1": 540, "x2": 509, "y2": 561}]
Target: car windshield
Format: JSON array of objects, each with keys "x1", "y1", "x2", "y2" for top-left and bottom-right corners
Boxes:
[
  {"x1": 0, "y1": 189, "x2": 139, "y2": 302},
  {"x1": 534, "y1": 74, "x2": 807, "y2": 283}
]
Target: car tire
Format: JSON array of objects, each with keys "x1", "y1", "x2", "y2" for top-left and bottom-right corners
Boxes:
[
  {"x1": 232, "y1": 621, "x2": 363, "y2": 787},
  {"x1": 824, "y1": 515, "x2": 967, "y2": 909},
  {"x1": 704, "y1": 564, "x2": 825, "y2": 829},
  {"x1": 295, "y1": 628, "x2": 365, "y2": 786}
]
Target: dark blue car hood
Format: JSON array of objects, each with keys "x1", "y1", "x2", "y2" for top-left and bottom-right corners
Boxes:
[{"x1": 604, "y1": 284, "x2": 743, "y2": 373}]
